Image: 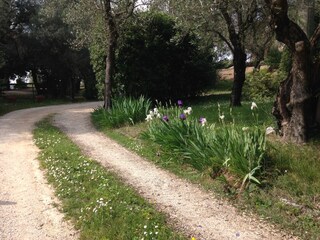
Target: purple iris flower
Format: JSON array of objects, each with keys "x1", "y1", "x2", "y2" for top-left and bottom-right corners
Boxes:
[
  {"x1": 199, "y1": 117, "x2": 207, "y2": 126},
  {"x1": 162, "y1": 115, "x2": 169, "y2": 122},
  {"x1": 180, "y1": 113, "x2": 186, "y2": 120},
  {"x1": 177, "y1": 100, "x2": 183, "y2": 107}
]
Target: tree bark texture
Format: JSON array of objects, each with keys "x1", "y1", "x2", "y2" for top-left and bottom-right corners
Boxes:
[
  {"x1": 265, "y1": 0, "x2": 320, "y2": 143},
  {"x1": 104, "y1": 33, "x2": 117, "y2": 110},
  {"x1": 103, "y1": 0, "x2": 118, "y2": 110},
  {"x1": 231, "y1": 48, "x2": 247, "y2": 106}
]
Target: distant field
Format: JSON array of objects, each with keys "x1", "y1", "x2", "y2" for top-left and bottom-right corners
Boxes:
[{"x1": 217, "y1": 66, "x2": 269, "y2": 80}]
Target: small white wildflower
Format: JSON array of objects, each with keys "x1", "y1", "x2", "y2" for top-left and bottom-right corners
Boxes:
[
  {"x1": 242, "y1": 127, "x2": 249, "y2": 131},
  {"x1": 251, "y1": 102, "x2": 258, "y2": 110},
  {"x1": 149, "y1": 110, "x2": 155, "y2": 117},
  {"x1": 144, "y1": 225, "x2": 147, "y2": 229},
  {"x1": 145, "y1": 114, "x2": 153, "y2": 122},
  {"x1": 153, "y1": 108, "x2": 159, "y2": 114},
  {"x1": 183, "y1": 107, "x2": 192, "y2": 115},
  {"x1": 156, "y1": 113, "x2": 161, "y2": 118},
  {"x1": 199, "y1": 117, "x2": 207, "y2": 126},
  {"x1": 219, "y1": 114, "x2": 225, "y2": 120},
  {"x1": 266, "y1": 126, "x2": 275, "y2": 135}
]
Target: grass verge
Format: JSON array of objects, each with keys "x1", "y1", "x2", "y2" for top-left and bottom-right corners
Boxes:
[
  {"x1": 0, "y1": 97, "x2": 72, "y2": 116},
  {"x1": 33, "y1": 118, "x2": 185, "y2": 240},
  {"x1": 91, "y1": 81, "x2": 320, "y2": 240}
]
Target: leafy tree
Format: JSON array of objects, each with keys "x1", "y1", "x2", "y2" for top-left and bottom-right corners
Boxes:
[
  {"x1": 0, "y1": 0, "x2": 96, "y2": 99},
  {"x1": 150, "y1": 0, "x2": 271, "y2": 106},
  {"x1": 0, "y1": 0, "x2": 40, "y2": 88},
  {"x1": 115, "y1": 12, "x2": 216, "y2": 100},
  {"x1": 62, "y1": 0, "x2": 140, "y2": 109},
  {"x1": 265, "y1": 0, "x2": 320, "y2": 143}
]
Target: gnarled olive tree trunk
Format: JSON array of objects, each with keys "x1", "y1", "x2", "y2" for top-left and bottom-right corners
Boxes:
[{"x1": 265, "y1": 0, "x2": 320, "y2": 143}]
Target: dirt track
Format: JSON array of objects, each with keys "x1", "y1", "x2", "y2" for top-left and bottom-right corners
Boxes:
[{"x1": 0, "y1": 103, "x2": 298, "y2": 239}]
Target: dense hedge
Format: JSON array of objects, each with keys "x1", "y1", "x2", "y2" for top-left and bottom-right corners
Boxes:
[{"x1": 115, "y1": 12, "x2": 216, "y2": 100}]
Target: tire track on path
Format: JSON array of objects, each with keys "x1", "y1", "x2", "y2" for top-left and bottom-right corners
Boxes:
[
  {"x1": 53, "y1": 106, "x2": 298, "y2": 240},
  {"x1": 0, "y1": 102, "x2": 100, "y2": 240}
]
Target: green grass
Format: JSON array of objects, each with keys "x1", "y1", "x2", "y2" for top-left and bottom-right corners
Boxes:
[
  {"x1": 92, "y1": 96, "x2": 151, "y2": 128},
  {"x1": 33, "y1": 118, "x2": 185, "y2": 240},
  {"x1": 91, "y1": 80, "x2": 320, "y2": 239},
  {"x1": 0, "y1": 97, "x2": 74, "y2": 116}
]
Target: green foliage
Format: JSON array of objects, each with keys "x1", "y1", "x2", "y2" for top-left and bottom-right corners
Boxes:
[
  {"x1": 243, "y1": 69, "x2": 286, "y2": 101},
  {"x1": 33, "y1": 118, "x2": 184, "y2": 240},
  {"x1": 87, "y1": 16, "x2": 107, "y2": 100},
  {"x1": 264, "y1": 47, "x2": 282, "y2": 69},
  {"x1": 279, "y1": 47, "x2": 292, "y2": 74},
  {"x1": 92, "y1": 96, "x2": 151, "y2": 128},
  {"x1": 93, "y1": 90, "x2": 320, "y2": 239},
  {"x1": 89, "y1": 40, "x2": 105, "y2": 100},
  {"x1": 143, "y1": 116, "x2": 217, "y2": 170},
  {"x1": 0, "y1": 97, "x2": 69, "y2": 116},
  {"x1": 142, "y1": 103, "x2": 267, "y2": 187},
  {"x1": 115, "y1": 12, "x2": 216, "y2": 100},
  {"x1": 216, "y1": 126, "x2": 266, "y2": 186},
  {"x1": 0, "y1": 0, "x2": 97, "y2": 99}
]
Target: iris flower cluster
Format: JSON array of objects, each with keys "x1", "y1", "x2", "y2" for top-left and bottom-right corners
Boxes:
[{"x1": 145, "y1": 100, "x2": 207, "y2": 127}]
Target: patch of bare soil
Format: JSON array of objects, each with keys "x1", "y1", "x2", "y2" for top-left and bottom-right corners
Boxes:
[{"x1": 0, "y1": 103, "x2": 298, "y2": 240}]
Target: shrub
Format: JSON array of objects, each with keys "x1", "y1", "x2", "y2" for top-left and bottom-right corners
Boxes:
[
  {"x1": 243, "y1": 69, "x2": 286, "y2": 101},
  {"x1": 115, "y1": 12, "x2": 216, "y2": 100},
  {"x1": 264, "y1": 47, "x2": 282, "y2": 69},
  {"x1": 279, "y1": 47, "x2": 292, "y2": 74},
  {"x1": 92, "y1": 96, "x2": 151, "y2": 128}
]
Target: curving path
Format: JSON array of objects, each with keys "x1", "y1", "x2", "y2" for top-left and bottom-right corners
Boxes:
[{"x1": 0, "y1": 103, "x2": 298, "y2": 240}]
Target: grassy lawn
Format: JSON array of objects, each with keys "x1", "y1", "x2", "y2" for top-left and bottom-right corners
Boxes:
[
  {"x1": 0, "y1": 90, "x2": 87, "y2": 116},
  {"x1": 33, "y1": 118, "x2": 185, "y2": 240},
  {"x1": 92, "y1": 80, "x2": 320, "y2": 240}
]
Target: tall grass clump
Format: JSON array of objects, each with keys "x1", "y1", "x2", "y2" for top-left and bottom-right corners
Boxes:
[
  {"x1": 92, "y1": 96, "x2": 151, "y2": 128},
  {"x1": 142, "y1": 101, "x2": 268, "y2": 188},
  {"x1": 215, "y1": 126, "x2": 266, "y2": 187}
]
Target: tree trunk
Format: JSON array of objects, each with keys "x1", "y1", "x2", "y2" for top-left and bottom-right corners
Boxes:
[
  {"x1": 31, "y1": 69, "x2": 41, "y2": 94},
  {"x1": 231, "y1": 48, "x2": 247, "y2": 106},
  {"x1": 103, "y1": 0, "x2": 118, "y2": 110},
  {"x1": 266, "y1": 0, "x2": 319, "y2": 143},
  {"x1": 104, "y1": 35, "x2": 117, "y2": 110},
  {"x1": 273, "y1": 41, "x2": 312, "y2": 143}
]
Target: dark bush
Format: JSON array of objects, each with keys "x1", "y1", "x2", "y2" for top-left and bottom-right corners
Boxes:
[
  {"x1": 264, "y1": 47, "x2": 282, "y2": 70},
  {"x1": 115, "y1": 12, "x2": 216, "y2": 101}
]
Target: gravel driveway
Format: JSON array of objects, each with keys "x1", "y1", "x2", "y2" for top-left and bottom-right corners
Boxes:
[{"x1": 0, "y1": 103, "x2": 297, "y2": 240}]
